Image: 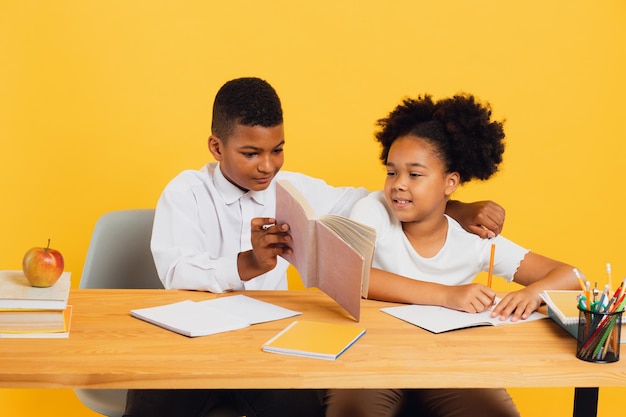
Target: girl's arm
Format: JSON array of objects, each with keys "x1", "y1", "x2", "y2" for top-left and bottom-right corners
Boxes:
[
  {"x1": 491, "y1": 252, "x2": 579, "y2": 321},
  {"x1": 367, "y1": 268, "x2": 496, "y2": 313}
]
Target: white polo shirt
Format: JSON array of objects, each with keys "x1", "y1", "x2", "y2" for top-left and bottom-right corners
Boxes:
[{"x1": 151, "y1": 162, "x2": 368, "y2": 292}]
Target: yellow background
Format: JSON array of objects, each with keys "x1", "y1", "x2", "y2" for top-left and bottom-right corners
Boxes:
[{"x1": 1, "y1": 0, "x2": 625, "y2": 415}]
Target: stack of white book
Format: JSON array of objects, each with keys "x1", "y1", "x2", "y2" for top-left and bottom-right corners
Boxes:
[{"x1": 0, "y1": 270, "x2": 72, "y2": 338}]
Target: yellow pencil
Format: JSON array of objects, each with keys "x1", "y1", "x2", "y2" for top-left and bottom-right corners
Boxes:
[{"x1": 487, "y1": 243, "x2": 495, "y2": 289}]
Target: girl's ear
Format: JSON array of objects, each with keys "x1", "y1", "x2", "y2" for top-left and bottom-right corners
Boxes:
[
  {"x1": 208, "y1": 135, "x2": 223, "y2": 161},
  {"x1": 444, "y1": 172, "x2": 460, "y2": 196}
]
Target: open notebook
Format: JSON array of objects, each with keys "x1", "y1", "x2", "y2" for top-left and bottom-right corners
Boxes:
[
  {"x1": 131, "y1": 294, "x2": 300, "y2": 337},
  {"x1": 381, "y1": 298, "x2": 546, "y2": 334}
]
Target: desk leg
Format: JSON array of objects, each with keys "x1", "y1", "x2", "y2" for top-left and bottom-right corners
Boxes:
[{"x1": 573, "y1": 387, "x2": 598, "y2": 417}]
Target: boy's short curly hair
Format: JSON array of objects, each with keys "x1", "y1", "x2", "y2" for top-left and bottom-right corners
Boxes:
[
  {"x1": 211, "y1": 77, "x2": 283, "y2": 140},
  {"x1": 375, "y1": 94, "x2": 505, "y2": 183}
]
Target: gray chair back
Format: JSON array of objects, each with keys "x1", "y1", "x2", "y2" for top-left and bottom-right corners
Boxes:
[
  {"x1": 75, "y1": 210, "x2": 240, "y2": 417},
  {"x1": 75, "y1": 209, "x2": 162, "y2": 417},
  {"x1": 79, "y1": 209, "x2": 163, "y2": 290}
]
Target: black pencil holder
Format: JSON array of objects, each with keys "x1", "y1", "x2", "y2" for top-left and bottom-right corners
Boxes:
[{"x1": 576, "y1": 306, "x2": 622, "y2": 363}]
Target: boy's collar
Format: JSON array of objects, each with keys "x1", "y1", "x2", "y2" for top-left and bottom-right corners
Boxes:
[{"x1": 213, "y1": 163, "x2": 267, "y2": 205}]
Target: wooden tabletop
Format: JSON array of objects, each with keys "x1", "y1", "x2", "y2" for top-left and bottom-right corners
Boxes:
[{"x1": 0, "y1": 288, "x2": 624, "y2": 389}]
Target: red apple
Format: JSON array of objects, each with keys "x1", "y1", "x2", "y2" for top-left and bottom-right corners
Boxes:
[{"x1": 22, "y1": 239, "x2": 65, "y2": 288}]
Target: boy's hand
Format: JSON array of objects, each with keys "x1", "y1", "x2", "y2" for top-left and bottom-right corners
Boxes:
[
  {"x1": 491, "y1": 289, "x2": 542, "y2": 322},
  {"x1": 238, "y1": 218, "x2": 292, "y2": 281},
  {"x1": 446, "y1": 200, "x2": 505, "y2": 238},
  {"x1": 444, "y1": 283, "x2": 496, "y2": 313},
  {"x1": 252, "y1": 217, "x2": 292, "y2": 264}
]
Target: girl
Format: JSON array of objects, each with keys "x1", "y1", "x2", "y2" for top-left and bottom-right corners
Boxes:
[{"x1": 324, "y1": 94, "x2": 580, "y2": 417}]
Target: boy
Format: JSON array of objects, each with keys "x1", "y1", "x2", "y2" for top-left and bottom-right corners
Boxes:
[{"x1": 125, "y1": 78, "x2": 505, "y2": 417}]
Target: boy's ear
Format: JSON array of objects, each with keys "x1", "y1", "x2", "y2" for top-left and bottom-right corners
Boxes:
[
  {"x1": 444, "y1": 172, "x2": 460, "y2": 196},
  {"x1": 208, "y1": 135, "x2": 223, "y2": 161}
]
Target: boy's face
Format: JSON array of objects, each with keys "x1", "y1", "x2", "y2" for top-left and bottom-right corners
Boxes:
[{"x1": 209, "y1": 123, "x2": 285, "y2": 192}]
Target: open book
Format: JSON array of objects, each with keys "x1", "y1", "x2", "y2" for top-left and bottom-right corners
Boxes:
[
  {"x1": 540, "y1": 290, "x2": 626, "y2": 343},
  {"x1": 131, "y1": 294, "x2": 301, "y2": 337},
  {"x1": 262, "y1": 320, "x2": 366, "y2": 360},
  {"x1": 275, "y1": 180, "x2": 376, "y2": 321},
  {"x1": 381, "y1": 299, "x2": 546, "y2": 334}
]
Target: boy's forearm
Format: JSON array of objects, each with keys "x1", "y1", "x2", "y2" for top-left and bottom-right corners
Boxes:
[
  {"x1": 444, "y1": 199, "x2": 463, "y2": 219},
  {"x1": 444, "y1": 199, "x2": 505, "y2": 238},
  {"x1": 155, "y1": 251, "x2": 242, "y2": 292},
  {"x1": 237, "y1": 249, "x2": 274, "y2": 282}
]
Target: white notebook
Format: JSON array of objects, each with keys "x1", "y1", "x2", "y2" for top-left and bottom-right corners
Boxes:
[
  {"x1": 381, "y1": 299, "x2": 546, "y2": 334},
  {"x1": 131, "y1": 294, "x2": 301, "y2": 337}
]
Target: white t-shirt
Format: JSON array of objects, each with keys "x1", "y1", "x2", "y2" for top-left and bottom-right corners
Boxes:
[
  {"x1": 151, "y1": 162, "x2": 368, "y2": 292},
  {"x1": 350, "y1": 191, "x2": 530, "y2": 285}
]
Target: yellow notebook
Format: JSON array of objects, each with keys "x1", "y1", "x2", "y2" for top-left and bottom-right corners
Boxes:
[
  {"x1": 541, "y1": 290, "x2": 582, "y2": 325},
  {"x1": 262, "y1": 320, "x2": 366, "y2": 360},
  {"x1": 541, "y1": 290, "x2": 626, "y2": 343}
]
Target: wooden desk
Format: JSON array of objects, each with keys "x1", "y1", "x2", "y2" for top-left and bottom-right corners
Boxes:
[{"x1": 0, "y1": 289, "x2": 620, "y2": 414}]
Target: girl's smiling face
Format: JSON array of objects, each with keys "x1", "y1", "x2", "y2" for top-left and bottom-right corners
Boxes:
[{"x1": 383, "y1": 135, "x2": 459, "y2": 225}]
